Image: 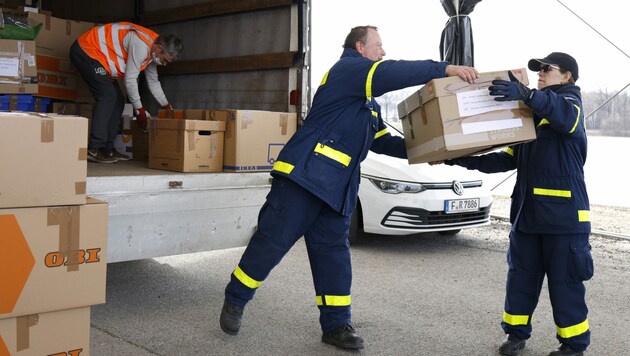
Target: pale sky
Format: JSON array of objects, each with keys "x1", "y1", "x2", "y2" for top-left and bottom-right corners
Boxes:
[{"x1": 311, "y1": 0, "x2": 630, "y2": 94}]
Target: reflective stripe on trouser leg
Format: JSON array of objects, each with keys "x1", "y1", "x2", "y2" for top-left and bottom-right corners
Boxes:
[
  {"x1": 502, "y1": 230, "x2": 545, "y2": 340},
  {"x1": 545, "y1": 233, "x2": 592, "y2": 351},
  {"x1": 304, "y1": 206, "x2": 352, "y2": 334},
  {"x1": 224, "y1": 176, "x2": 326, "y2": 306}
]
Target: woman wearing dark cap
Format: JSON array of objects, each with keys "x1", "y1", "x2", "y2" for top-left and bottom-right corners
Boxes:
[{"x1": 437, "y1": 52, "x2": 592, "y2": 356}]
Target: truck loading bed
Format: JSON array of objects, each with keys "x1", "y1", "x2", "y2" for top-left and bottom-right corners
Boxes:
[{"x1": 86, "y1": 161, "x2": 271, "y2": 263}]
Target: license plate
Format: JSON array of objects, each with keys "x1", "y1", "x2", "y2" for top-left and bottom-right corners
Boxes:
[{"x1": 444, "y1": 198, "x2": 480, "y2": 214}]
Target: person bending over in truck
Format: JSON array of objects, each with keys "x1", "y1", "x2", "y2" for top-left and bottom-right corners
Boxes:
[
  {"x1": 219, "y1": 25, "x2": 479, "y2": 350},
  {"x1": 433, "y1": 52, "x2": 591, "y2": 356},
  {"x1": 70, "y1": 22, "x2": 183, "y2": 163}
]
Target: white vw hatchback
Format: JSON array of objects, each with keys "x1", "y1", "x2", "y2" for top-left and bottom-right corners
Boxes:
[{"x1": 350, "y1": 121, "x2": 494, "y2": 243}]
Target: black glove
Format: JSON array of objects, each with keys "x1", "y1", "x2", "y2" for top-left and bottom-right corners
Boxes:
[{"x1": 489, "y1": 71, "x2": 534, "y2": 102}]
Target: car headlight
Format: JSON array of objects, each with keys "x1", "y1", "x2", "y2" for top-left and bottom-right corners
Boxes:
[{"x1": 367, "y1": 177, "x2": 426, "y2": 194}]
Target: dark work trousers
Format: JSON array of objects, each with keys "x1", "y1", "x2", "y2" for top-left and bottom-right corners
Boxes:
[
  {"x1": 225, "y1": 176, "x2": 353, "y2": 334},
  {"x1": 69, "y1": 41, "x2": 124, "y2": 154},
  {"x1": 502, "y1": 230, "x2": 593, "y2": 352}
]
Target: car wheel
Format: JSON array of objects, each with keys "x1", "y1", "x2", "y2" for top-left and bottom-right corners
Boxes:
[
  {"x1": 348, "y1": 205, "x2": 364, "y2": 245},
  {"x1": 438, "y1": 229, "x2": 461, "y2": 236}
]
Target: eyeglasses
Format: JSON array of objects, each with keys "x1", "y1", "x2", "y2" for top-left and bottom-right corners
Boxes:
[{"x1": 540, "y1": 64, "x2": 561, "y2": 73}]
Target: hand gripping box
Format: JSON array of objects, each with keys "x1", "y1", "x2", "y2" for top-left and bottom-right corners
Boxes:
[
  {"x1": 148, "y1": 119, "x2": 226, "y2": 173},
  {"x1": 397, "y1": 69, "x2": 536, "y2": 164},
  {"x1": 0, "y1": 198, "x2": 108, "y2": 319},
  {"x1": 0, "y1": 112, "x2": 88, "y2": 209}
]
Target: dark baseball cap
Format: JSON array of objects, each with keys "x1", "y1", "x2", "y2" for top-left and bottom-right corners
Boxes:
[{"x1": 528, "y1": 52, "x2": 579, "y2": 81}]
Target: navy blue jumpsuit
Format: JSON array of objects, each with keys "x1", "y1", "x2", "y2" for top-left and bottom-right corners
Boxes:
[
  {"x1": 224, "y1": 48, "x2": 449, "y2": 334},
  {"x1": 446, "y1": 84, "x2": 593, "y2": 352}
]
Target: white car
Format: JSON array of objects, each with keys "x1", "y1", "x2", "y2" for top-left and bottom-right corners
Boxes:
[{"x1": 350, "y1": 122, "x2": 493, "y2": 243}]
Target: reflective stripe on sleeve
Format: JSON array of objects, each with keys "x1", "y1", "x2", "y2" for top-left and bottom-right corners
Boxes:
[
  {"x1": 568, "y1": 104, "x2": 582, "y2": 134},
  {"x1": 314, "y1": 143, "x2": 351, "y2": 167},
  {"x1": 365, "y1": 60, "x2": 384, "y2": 99},
  {"x1": 320, "y1": 70, "x2": 329, "y2": 86},
  {"x1": 316, "y1": 295, "x2": 351, "y2": 307},
  {"x1": 556, "y1": 319, "x2": 589, "y2": 339},
  {"x1": 272, "y1": 160, "x2": 295, "y2": 174},
  {"x1": 233, "y1": 266, "x2": 262, "y2": 289},
  {"x1": 374, "y1": 128, "x2": 388, "y2": 139},
  {"x1": 578, "y1": 210, "x2": 591, "y2": 222},
  {"x1": 503, "y1": 147, "x2": 514, "y2": 156},
  {"x1": 533, "y1": 188, "x2": 572, "y2": 198},
  {"x1": 503, "y1": 312, "x2": 530, "y2": 326}
]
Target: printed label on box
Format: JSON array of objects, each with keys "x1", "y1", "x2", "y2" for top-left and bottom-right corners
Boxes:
[
  {"x1": 456, "y1": 89, "x2": 519, "y2": 117},
  {"x1": 462, "y1": 118, "x2": 524, "y2": 135}
]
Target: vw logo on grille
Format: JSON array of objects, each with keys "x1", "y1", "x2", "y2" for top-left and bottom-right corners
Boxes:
[{"x1": 452, "y1": 180, "x2": 464, "y2": 196}]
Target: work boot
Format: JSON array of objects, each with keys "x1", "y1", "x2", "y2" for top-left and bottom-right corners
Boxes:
[
  {"x1": 219, "y1": 300, "x2": 243, "y2": 335},
  {"x1": 322, "y1": 324, "x2": 364, "y2": 350},
  {"x1": 499, "y1": 333, "x2": 526, "y2": 355},
  {"x1": 549, "y1": 344, "x2": 584, "y2": 355}
]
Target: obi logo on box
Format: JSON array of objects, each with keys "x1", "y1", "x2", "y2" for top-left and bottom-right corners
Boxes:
[
  {"x1": 49, "y1": 349, "x2": 83, "y2": 356},
  {"x1": 45, "y1": 248, "x2": 101, "y2": 268}
]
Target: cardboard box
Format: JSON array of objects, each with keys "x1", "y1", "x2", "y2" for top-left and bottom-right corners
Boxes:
[
  {"x1": 36, "y1": 54, "x2": 80, "y2": 101},
  {"x1": 0, "y1": 198, "x2": 108, "y2": 319},
  {"x1": 148, "y1": 119, "x2": 226, "y2": 172},
  {"x1": 0, "y1": 307, "x2": 90, "y2": 355},
  {"x1": 0, "y1": 112, "x2": 88, "y2": 209},
  {"x1": 210, "y1": 109, "x2": 297, "y2": 172},
  {"x1": 158, "y1": 109, "x2": 214, "y2": 120},
  {"x1": 397, "y1": 69, "x2": 536, "y2": 164},
  {"x1": 25, "y1": 11, "x2": 96, "y2": 59},
  {"x1": 0, "y1": 39, "x2": 38, "y2": 94}
]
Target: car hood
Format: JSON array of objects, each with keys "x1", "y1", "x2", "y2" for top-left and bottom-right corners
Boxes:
[{"x1": 361, "y1": 151, "x2": 487, "y2": 183}]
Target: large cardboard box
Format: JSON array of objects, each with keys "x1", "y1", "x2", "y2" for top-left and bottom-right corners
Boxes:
[
  {"x1": 0, "y1": 307, "x2": 90, "y2": 356},
  {"x1": 158, "y1": 109, "x2": 214, "y2": 120},
  {"x1": 0, "y1": 198, "x2": 108, "y2": 319},
  {"x1": 148, "y1": 119, "x2": 226, "y2": 172},
  {"x1": 210, "y1": 110, "x2": 297, "y2": 172},
  {"x1": 25, "y1": 11, "x2": 96, "y2": 59},
  {"x1": 397, "y1": 69, "x2": 536, "y2": 164},
  {"x1": 0, "y1": 39, "x2": 38, "y2": 94},
  {"x1": 0, "y1": 112, "x2": 88, "y2": 209}
]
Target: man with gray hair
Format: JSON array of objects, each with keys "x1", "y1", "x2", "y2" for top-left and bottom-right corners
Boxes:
[{"x1": 70, "y1": 22, "x2": 183, "y2": 163}]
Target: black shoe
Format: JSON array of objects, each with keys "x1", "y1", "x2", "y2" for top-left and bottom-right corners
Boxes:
[
  {"x1": 219, "y1": 300, "x2": 243, "y2": 335},
  {"x1": 88, "y1": 148, "x2": 116, "y2": 163},
  {"x1": 499, "y1": 334, "x2": 526, "y2": 356},
  {"x1": 111, "y1": 149, "x2": 131, "y2": 161},
  {"x1": 549, "y1": 344, "x2": 584, "y2": 356},
  {"x1": 322, "y1": 324, "x2": 364, "y2": 350}
]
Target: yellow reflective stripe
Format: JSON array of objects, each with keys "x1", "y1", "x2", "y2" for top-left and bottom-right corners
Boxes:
[
  {"x1": 316, "y1": 295, "x2": 351, "y2": 306},
  {"x1": 537, "y1": 119, "x2": 550, "y2": 128},
  {"x1": 568, "y1": 104, "x2": 581, "y2": 134},
  {"x1": 578, "y1": 210, "x2": 591, "y2": 222},
  {"x1": 374, "y1": 128, "x2": 388, "y2": 139},
  {"x1": 556, "y1": 319, "x2": 589, "y2": 339},
  {"x1": 233, "y1": 266, "x2": 262, "y2": 289},
  {"x1": 272, "y1": 160, "x2": 295, "y2": 174},
  {"x1": 503, "y1": 312, "x2": 530, "y2": 326},
  {"x1": 314, "y1": 143, "x2": 351, "y2": 167},
  {"x1": 503, "y1": 147, "x2": 514, "y2": 156},
  {"x1": 533, "y1": 188, "x2": 572, "y2": 198},
  {"x1": 320, "y1": 70, "x2": 330, "y2": 86},
  {"x1": 365, "y1": 60, "x2": 384, "y2": 99},
  {"x1": 371, "y1": 110, "x2": 378, "y2": 117}
]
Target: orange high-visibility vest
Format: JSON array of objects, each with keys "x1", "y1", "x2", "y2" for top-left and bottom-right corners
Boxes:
[{"x1": 78, "y1": 22, "x2": 158, "y2": 79}]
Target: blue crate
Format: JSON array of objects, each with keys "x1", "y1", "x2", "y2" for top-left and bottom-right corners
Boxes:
[{"x1": 0, "y1": 95, "x2": 50, "y2": 112}]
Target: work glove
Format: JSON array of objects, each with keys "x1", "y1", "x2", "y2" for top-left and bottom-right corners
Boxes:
[
  {"x1": 488, "y1": 71, "x2": 535, "y2": 102},
  {"x1": 135, "y1": 107, "x2": 151, "y2": 132},
  {"x1": 162, "y1": 104, "x2": 173, "y2": 110}
]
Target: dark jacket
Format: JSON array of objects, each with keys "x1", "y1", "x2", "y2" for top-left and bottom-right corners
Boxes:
[
  {"x1": 447, "y1": 84, "x2": 591, "y2": 234},
  {"x1": 271, "y1": 48, "x2": 448, "y2": 216}
]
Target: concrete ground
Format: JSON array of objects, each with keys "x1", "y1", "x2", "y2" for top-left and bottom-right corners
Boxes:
[{"x1": 90, "y1": 218, "x2": 630, "y2": 355}]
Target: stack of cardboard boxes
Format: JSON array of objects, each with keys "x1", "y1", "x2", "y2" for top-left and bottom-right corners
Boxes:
[
  {"x1": 0, "y1": 112, "x2": 108, "y2": 355},
  {"x1": 150, "y1": 109, "x2": 297, "y2": 173},
  {"x1": 0, "y1": 8, "x2": 96, "y2": 121}
]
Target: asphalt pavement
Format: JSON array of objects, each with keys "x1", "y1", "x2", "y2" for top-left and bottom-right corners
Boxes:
[{"x1": 90, "y1": 219, "x2": 630, "y2": 355}]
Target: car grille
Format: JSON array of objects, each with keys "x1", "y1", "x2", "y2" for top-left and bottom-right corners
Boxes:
[{"x1": 381, "y1": 205, "x2": 491, "y2": 229}]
